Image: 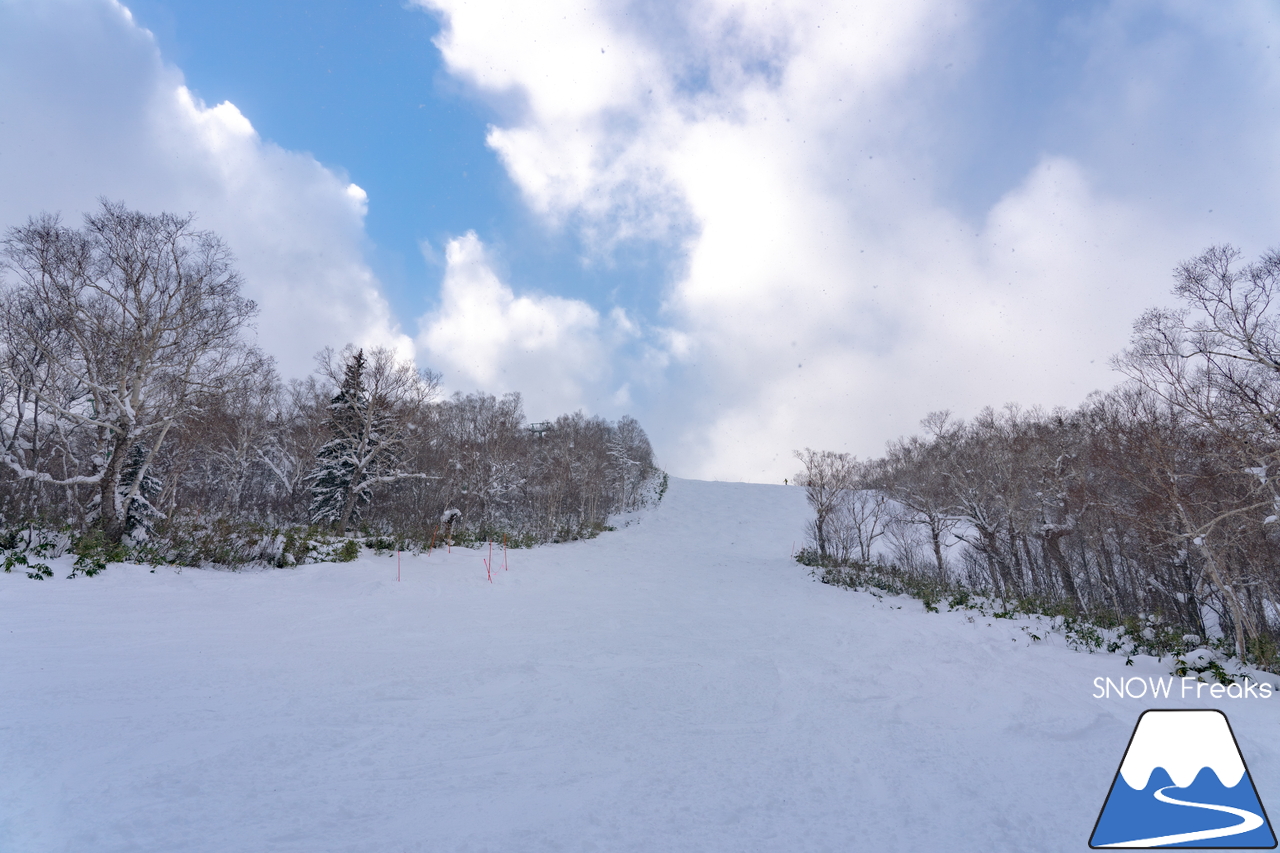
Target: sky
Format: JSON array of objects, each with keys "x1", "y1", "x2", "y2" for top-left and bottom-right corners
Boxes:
[{"x1": 1, "y1": 0, "x2": 1278, "y2": 482}]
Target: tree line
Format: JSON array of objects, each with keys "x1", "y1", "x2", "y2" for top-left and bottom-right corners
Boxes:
[
  {"x1": 0, "y1": 202, "x2": 659, "y2": 567},
  {"x1": 797, "y1": 245, "x2": 1280, "y2": 667}
]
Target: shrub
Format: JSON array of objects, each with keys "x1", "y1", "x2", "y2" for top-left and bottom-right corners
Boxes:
[{"x1": 801, "y1": 550, "x2": 1276, "y2": 678}]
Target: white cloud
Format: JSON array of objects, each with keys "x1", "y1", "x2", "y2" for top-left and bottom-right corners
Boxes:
[
  {"x1": 416, "y1": 232, "x2": 616, "y2": 419},
  {"x1": 0, "y1": 0, "x2": 410, "y2": 378},
  {"x1": 420, "y1": 0, "x2": 1280, "y2": 481}
]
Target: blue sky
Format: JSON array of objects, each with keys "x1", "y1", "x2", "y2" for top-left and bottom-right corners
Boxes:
[
  {"x1": 121, "y1": 0, "x2": 675, "y2": 326},
  {"x1": 2, "y1": 0, "x2": 1278, "y2": 480}
]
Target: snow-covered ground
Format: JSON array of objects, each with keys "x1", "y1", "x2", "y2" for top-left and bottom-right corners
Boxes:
[{"x1": 2, "y1": 478, "x2": 1276, "y2": 852}]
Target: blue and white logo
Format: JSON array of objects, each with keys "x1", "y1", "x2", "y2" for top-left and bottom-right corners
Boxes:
[{"x1": 1091, "y1": 709, "x2": 1276, "y2": 848}]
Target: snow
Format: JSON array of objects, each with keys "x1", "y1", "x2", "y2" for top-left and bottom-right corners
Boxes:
[{"x1": 2, "y1": 477, "x2": 1277, "y2": 852}]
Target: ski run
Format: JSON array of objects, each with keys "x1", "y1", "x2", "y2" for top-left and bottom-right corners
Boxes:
[{"x1": 3, "y1": 477, "x2": 1277, "y2": 852}]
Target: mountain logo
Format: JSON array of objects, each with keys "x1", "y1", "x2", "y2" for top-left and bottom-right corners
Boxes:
[{"x1": 1090, "y1": 709, "x2": 1276, "y2": 848}]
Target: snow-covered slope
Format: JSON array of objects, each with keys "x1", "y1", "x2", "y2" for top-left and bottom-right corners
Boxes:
[{"x1": 1, "y1": 478, "x2": 1276, "y2": 852}]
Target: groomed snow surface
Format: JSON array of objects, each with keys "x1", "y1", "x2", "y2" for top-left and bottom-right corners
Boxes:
[{"x1": 2, "y1": 478, "x2": 1277, "y2": 852}]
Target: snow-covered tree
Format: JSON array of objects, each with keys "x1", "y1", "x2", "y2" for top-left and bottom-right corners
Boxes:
[
  {"x1": 1114, "y1": 244, "x2": 1280, "y2": 658},
  {"x1": 87, "y1": 442, "x2": 164, "y2": 542},
  {"x1": 794, "y1": 448, "x2": 857, "y2": 561},
  {"x1": 308, "y1": 349, "x2": 372, "y2": 530},
  {"x1": 306, "y1": 346, "x2": 439, "y2": 535},
  {"x1": 608, "y1": 415, "x2": 655, "y2": 512},
  {"x1": 118, "y1": 442, "x2": 163, "y2": 541},
  {"x1": 0, "y1": 201, "x2": 262, "y2": 541},
  {"x1": 0, "y1": 204, "x2": 663, "y2": 562}
]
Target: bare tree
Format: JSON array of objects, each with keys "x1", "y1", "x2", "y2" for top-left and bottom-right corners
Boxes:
[
  {"x1": 1114, "y1": 245, "x2": 1280, "y2": 657},
  {"x1": 832, "y1": 482, "x2": 891, "y2": 565},
  {"x1": 0, "y1": 201, "x2": 263, "y2": 541},
  {"x1": 877, "y1": 413, "x2": 963, "y2": 580},
  {"x1": 794, "y1": 448, "x2": 857, "y2": 561},
  {"x1": 609, "y1": 415, "x2": 655, "y2": 512}
]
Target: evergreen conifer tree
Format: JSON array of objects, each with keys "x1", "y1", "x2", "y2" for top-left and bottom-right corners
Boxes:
[
  {"x1": 118, "y1": 443, "x2": 163, "y2": 542},
  {"x1": 305, "y1": 346, "x2": 437, "y2": 535},
  {"x1": 86, "y1": 442, "x2": 164, "y2": 542},
  {"x1": 308, "y1": 349, "x2": 374, "y2": 531}
]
